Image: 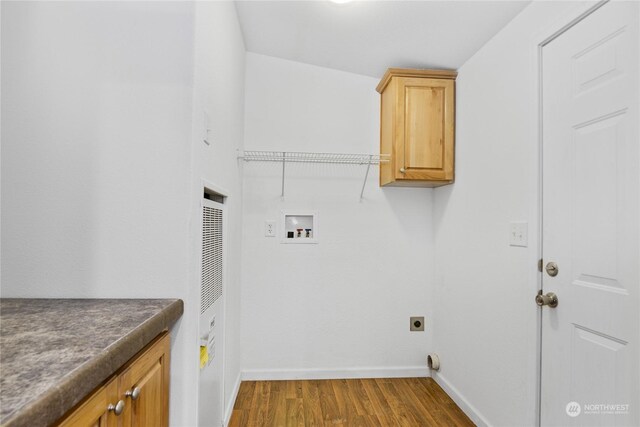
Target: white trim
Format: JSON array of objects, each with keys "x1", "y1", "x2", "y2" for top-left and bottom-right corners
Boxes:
[
  {"x1": 202, "y1": 197, "x2": 226, "y2": 211},
  {"x1": 241, "y1": 366, "x2": 429, "y2": 381},
  {"x1": 432, "y1": 372, "x2": 491, "y2": 427},
  {"x1": 201, "y1": 178, "x2": 230, "y2": 200},
  {"x1": 538, "y1": 1, "x2": 608, "y2": 48},
  {"x1": 223, "y1": 372, "x2": 242, "y2": 427}
]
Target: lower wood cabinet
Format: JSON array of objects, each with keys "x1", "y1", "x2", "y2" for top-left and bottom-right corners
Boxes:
[{"x1": 56, "y1": 332, "x2": 170, "y2": 427}]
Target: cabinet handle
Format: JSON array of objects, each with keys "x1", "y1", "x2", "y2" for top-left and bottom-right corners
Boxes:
[
  {"x1": 400, "y1": 167, "x2": 406, "y2": 173},
  {"x1": 107, "y1": 400, "x2": 125, "y2": 416},
  {"x1": 125, "y1": 386, "x2": 141, "y2": 400}
]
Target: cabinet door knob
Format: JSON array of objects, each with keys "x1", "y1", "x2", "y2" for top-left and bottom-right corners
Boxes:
[
  {"x1": 107, "y1": 400, "x2": 125, "y2": 415},
  {"x1": 125, "y1": 386, "x2": 141, "y2": 400},
  {"x1": 400, "y1": 167, "x2": 406, "y2": 173}
]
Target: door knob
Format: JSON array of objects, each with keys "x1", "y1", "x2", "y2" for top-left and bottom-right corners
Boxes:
[
  {"x1": 535, "y1": 291, "x2": 558, "y2": 308},
  {"x1": 545, "y1": 262, "x2": 559, "y2": 277},
  {"x1": 400, "y1": 167, "x2": 406, "y2": 173}
]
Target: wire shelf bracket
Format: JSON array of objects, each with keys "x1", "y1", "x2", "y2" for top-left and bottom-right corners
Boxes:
[{"x1": 238, "y1": 150, "x2": 389, "y2": 201}]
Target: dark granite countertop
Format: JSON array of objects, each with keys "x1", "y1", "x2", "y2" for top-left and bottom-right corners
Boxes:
[{"x1": 0, "y1": 298, "x2": 183, "y2": 427}]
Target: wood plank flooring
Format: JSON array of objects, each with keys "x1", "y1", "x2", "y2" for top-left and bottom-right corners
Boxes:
[{"x1": 228, "y1": 378, "x2": 475, "y2": 426}]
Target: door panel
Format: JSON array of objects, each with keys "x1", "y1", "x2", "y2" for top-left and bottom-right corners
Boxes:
[
  {"x1": 57, "y1": 378, "x2": 118, "y2": 427},
  {"x1": 405, "y1": 85, "x2": 445, "y2": 169},
  {"x1": 395, "y1": 77, "x2": 454, "y2": 181},
  {"x1": 129, "y1": 361, "x2": 163, "y2": 427},
  {"x1": 198, "y1": 197, "x2": 226, "y2": 427},
  {"x1": 120, "y1": 333, "x2": 169, "y2": 427},
  {"x1": 541, "y1": 2, "x2": 639, "y2": 426}
]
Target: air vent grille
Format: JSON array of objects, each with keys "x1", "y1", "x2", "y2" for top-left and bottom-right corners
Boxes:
[{"x1": 201, "y1": 205, "x2": 223, "y2": 314}]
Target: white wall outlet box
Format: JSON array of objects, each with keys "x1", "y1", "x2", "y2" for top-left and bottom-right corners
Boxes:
[
  {"x1": 265, "y1": 221, "x2": 276, "y2": 237},
  {"x1": 509, "y1": 221, "x2": 528, "y2": 247}
]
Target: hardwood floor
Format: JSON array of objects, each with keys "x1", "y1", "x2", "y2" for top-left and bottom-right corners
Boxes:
[{"x1": 228, "y1": 377, "x2": 475, "y2": 426}]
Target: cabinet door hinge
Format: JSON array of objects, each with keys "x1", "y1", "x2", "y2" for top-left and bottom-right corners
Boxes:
[{"x1": 538, "y1": 258, "x2": 543, "y2": 272}]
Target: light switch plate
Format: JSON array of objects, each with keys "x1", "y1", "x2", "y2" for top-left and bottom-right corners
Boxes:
[{"x1": 509, "y1": 221, "x2": 528, "y2": 247}]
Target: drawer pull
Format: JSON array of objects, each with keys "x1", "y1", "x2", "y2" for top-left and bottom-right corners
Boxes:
[
  {"x1": 107, "y1": 400, "x2": 125, "y2": 416},
  {"x1": 125, "y1": 387, "x2": 141, "y2": 401}
]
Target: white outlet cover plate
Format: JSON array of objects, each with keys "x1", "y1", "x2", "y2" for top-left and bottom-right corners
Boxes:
[
  {"x1": 509, "y1": 221, "x2": 528, "y2": 247},
  {"x1": 265, "y1": 220, "x2": 276, "y2": 237}
]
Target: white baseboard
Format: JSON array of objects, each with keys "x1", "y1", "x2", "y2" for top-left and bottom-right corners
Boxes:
[
  {"x1": 223, "y1": 373, "x2": 242, "y2": 427},
  {"x1": 432, "y1": 372, "x2": 491, "y2": 427},
  {"x1": 241, "y1": 366, "x2": 429, "y2": 381}
]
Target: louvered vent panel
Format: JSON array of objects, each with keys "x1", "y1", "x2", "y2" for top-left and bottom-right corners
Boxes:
[{"x1": 201, "y1": 205, "x2": 223, "y2": 314}]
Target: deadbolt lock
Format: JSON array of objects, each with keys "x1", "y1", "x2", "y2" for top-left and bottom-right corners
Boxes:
[{"x1": 545, "y1": 261, "x2": 559, "y2": 277}]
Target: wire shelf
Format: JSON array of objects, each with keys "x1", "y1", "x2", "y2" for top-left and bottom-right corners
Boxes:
[
  {"x1": 238, "y1": 151, "x2": 389, "y2": 165},
  {"x1": 238, "y1": 150, "x2": 388, "y2": 201}
]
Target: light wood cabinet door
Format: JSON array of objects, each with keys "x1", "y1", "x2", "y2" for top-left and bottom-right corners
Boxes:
[
  {"x1": 119, "y1": 333, "x2": 170, "y2": 427},
  {"x1": 378, "y1": 68, "x2": 456, "y2": 187},
  {"x1": 57, "y1": 377, "x2": 120, "y2": 427},
  {"x1": 57, "y1": 332, "x2": 170, "y2": 427}
]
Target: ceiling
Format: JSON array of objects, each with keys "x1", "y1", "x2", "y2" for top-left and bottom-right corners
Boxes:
[{"x1": 235, "y1": 1, "x2": 530, "y2": 78}]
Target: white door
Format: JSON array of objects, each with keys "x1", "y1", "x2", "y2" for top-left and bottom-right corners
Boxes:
[
  {"x1": 540, "y1": 2, "x2": 639, "y2": 426},
  {"x1": 198, "y1": 197, "x2": 226, "y2": 427}
]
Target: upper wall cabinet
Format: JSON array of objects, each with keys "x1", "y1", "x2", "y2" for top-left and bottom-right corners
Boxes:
[{"x1": 377, "y1": 68, "x2": 457, "y2": 187}]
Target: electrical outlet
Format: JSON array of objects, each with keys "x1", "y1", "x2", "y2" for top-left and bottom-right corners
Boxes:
[
  {"x1": 509, "y1": 221, "x2": 528, "y2": 247},
  {"x1": 265, "y1": 221, "x2": 276, "y2": 237},
  {"x1": 410, "y1": 316, "x2": 425, "y2": 331}
]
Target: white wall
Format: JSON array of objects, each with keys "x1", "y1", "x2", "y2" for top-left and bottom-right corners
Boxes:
[
  {"x1": 240, "y1": 53, "x2": 433, "y2": 379},
  {"x1": 189, "y1": 2, "x2": 245, "y2": 426},
  {"x1": 1, "y1": 2, "x2": 246, "y2": 426},
  {"x1": 1, "y1": 1, "x2": 194, "y2": 299},
  {"x1": 431, "y1": 2, "x2": 596, "y2": 426},
  {"x1": 1, "y1": 4, "x2": 195, "y2": 424}
]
